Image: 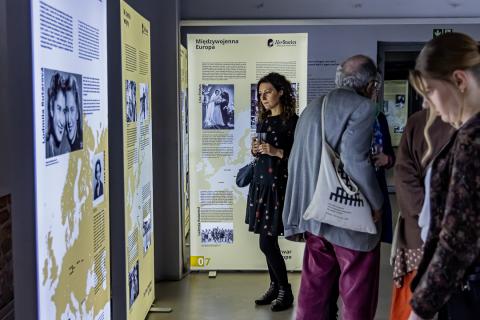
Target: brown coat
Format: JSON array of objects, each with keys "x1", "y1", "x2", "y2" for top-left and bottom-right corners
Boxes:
[
  {"x1": 410, "y1": 112, "x2": 480, "y2": 318},
  {"x1": 394, "y1": 110, "x2": 454, "y2": 250}
]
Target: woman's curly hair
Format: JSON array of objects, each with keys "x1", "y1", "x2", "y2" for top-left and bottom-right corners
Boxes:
[{"x1": 256, "y1": 72, "x2": 297, "y2": 124}]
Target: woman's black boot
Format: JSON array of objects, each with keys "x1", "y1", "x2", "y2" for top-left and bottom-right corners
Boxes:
[
  {"x1": 271, "y1": 283, "x2": 294, "y2": 312},
  {"x1": 255, "y1": 282, "x2": 278, "y2": 305}
]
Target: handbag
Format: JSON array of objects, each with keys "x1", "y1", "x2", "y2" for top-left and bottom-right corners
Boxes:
[
  {"x1": 303, "y1": 96, "x2": 377, "y2": 234},
  {"x1": 236, "y1": 161, "x2": 255, "y2": 187}
]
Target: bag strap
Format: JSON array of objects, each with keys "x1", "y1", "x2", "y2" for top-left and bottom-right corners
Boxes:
[
  {"x1": 321, "y1": 96, "x2": 327, "y2": 146},
  {"x1": 321, "y1": 95, "x2": 359, "y2": 195}
]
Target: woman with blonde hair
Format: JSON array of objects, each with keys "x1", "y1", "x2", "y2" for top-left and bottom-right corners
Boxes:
[{"x1": 408, "y1": 32, "x2": 480, "y2": 319}]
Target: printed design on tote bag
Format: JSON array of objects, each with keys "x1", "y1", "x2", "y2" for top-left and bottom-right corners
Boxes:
[
  {"x1": 329, "y1": 165, "x2": 365, "y2": 207},
  {"x1": 329, "y1": 187, "x2": 365, "y2": 207}
]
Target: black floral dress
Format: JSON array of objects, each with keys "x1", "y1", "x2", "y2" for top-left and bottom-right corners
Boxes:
[{"x1": 245, "y1": 114, "x2": 298, "y2": 236}]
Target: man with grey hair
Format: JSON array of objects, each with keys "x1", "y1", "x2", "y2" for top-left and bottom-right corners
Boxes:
[{"x1": 282, "y1": 55, "x2": 383, "y2": 320}]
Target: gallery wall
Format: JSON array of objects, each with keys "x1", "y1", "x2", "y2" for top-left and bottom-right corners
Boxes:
[
  {"x1": 0, "y1": 3, "x2": 14, "y2": 320},
  {"x1": 182, "y1": 22, "x2": 480, "y2": 104}
]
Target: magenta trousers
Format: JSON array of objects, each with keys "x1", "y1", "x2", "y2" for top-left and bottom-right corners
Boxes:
[{"x1": 296, "y1": 233, "x2": 380, "y2": 320}]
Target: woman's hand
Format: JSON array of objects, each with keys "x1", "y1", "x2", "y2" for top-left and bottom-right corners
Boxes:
[
  {"x1": 258, "y1": 143, "x2": 284, "y2": 159},
  {"x1": 251, "y1": 138, "x2": 260, "y2": 156},
  {"x1": 372, "y1": 152, "x2": 390, "y2": 167}
]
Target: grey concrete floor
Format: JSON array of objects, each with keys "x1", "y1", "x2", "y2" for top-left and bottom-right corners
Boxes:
[{"x1": 146, "y1": 245, "x2": 393, "y2": 320}]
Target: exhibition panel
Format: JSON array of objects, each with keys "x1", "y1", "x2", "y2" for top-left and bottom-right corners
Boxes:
[
  {"x1": 120, "y1": 2, "x2": 156, "y2": 319},
  {"x1": 187, "y1": 33, "x2": 307, "y2": 270},
  {"x1": 180, "y1": 45, "x2": 191, "y2": 274},
  {"x1": 31, "y1": 0, "x2": 110, "y2": 319},
  {"x1": 383, "y1": 80, "x2": 409, "y2": 147}
]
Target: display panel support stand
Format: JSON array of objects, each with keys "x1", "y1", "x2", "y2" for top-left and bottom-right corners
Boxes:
[{"x1": 149, "y1": 304, "x2": 173, "y2": 313}]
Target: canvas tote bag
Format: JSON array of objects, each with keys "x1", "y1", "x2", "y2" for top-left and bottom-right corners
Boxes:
[{"x1": 303, "y1": 96, "x2": 377, "y2": 234}]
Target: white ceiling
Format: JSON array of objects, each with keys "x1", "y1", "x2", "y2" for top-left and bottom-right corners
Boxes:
[{"x1": 181, "y1": 0, "x2": 480, "y2": 20}]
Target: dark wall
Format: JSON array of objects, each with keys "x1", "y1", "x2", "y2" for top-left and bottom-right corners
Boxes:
[
  {"x1": 0, "y1": 0, "x2": 14, "y2": 319},
  {"x1": 0, "y1": 1, "x2": 9, "y2": 197},
  {"x1": 153, "y1": 0, "x2": 182, "y2": 280},
  {"x1": 107, "y1": 0, "x2": 126, "y2": 318}
]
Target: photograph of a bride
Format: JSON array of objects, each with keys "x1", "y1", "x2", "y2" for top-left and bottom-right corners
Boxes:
[{"x1": 201, "y1": 84, "x2": 234, "y2": 130}]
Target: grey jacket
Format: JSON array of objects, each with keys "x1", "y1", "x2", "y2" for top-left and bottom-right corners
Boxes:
[{"x1": 282, "y1": 88, "x2": 384, "y2": 251}]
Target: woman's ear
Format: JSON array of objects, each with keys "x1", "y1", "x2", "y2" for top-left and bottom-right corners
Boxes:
[
  {"x1": 279, "y1": 89, "x2": 284, "y2": 97},
  {"x1": 452, "y1": 70, "x2": 468, "y2": 93}
]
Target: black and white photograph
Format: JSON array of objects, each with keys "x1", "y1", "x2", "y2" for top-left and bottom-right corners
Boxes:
[
  {"x1": 395, "y1": 94, "x2": 406, "y2": 108},
  {"x1": 139, "y1": 83, "x2": 149, "y2": 122},
  {"x1": 44, "y1": 68, "x2": 83, "y2": 159},
  {"x1": 143, "y1": 213, "x2": 152, "y2": 253},
  {"x1": 128, "y1": 261, "x2": 139, "y2": 308},
  {"x1": 126, "y1": 80, "x2": 137, "y2": 122},
  {"x1": 92, "y1": 153, "x2": 104, "y2": 205},
  {"x1": 201, "y1": 84, "x2": 234, "y2": 130},
  {"x1": 200, "y1": 222, "x2": 234, "y2": 245}
]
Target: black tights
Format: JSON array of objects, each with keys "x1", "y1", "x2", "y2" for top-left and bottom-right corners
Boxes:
[{"x1": 259, "y1": 232, "x2": 288, "y2": 287}]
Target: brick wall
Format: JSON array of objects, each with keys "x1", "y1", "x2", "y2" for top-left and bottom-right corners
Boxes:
[{"x1": 0, "y1": 194, "x2": 13, "y2": 311}]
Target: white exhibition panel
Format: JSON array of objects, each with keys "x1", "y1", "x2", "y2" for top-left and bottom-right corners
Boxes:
[{"x1": 32, "y1": 0, "x2": 110, "y2": 319}]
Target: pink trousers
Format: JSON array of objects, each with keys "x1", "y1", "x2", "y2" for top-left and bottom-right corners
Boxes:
[{"x1": 297, "y1": 233, "x2": 380, "y2": 320}]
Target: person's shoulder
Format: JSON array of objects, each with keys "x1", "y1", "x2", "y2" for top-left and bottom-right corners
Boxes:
[
  {"x1": 457, "y1": 112, "x2": 480, "y2": 147},
  {"x1": 328, "y1": 88, "x2": 375, "y2": 119},
  {"x1": 301, "y1": 96, "x2": 324, "y2": 115},
  {"x1": 46, "y1": 138, "x2": 54, "y2": 157},
  {"x1": 329, "y1": 87, "x2": 370, "y2": 106},
  {"x1": 399, "y1": 110, "x2": 427, "y2": 142},
  {"x1": 406, "y1": 109, "x2": 428, "y2": 128},
  {"x1": 449, "y1": 115, "x2": 480, "y2": 173}
]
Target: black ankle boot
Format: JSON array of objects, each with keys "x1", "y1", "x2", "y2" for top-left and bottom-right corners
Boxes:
[
  {"x1": 255, "y1": 282, "x2": 278, "y2": 305},
  {"x1": 271, "y1": 283, "x2": 293, "y2": 312}
]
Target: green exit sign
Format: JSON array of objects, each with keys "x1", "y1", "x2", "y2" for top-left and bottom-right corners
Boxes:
[{"x1": 433, "y1": 28, "x2": 453, "y2": 38}]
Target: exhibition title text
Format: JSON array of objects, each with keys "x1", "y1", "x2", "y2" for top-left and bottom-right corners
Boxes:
[{"x1": 196, "y1": 39, "x2": 239, "y2": 50}]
